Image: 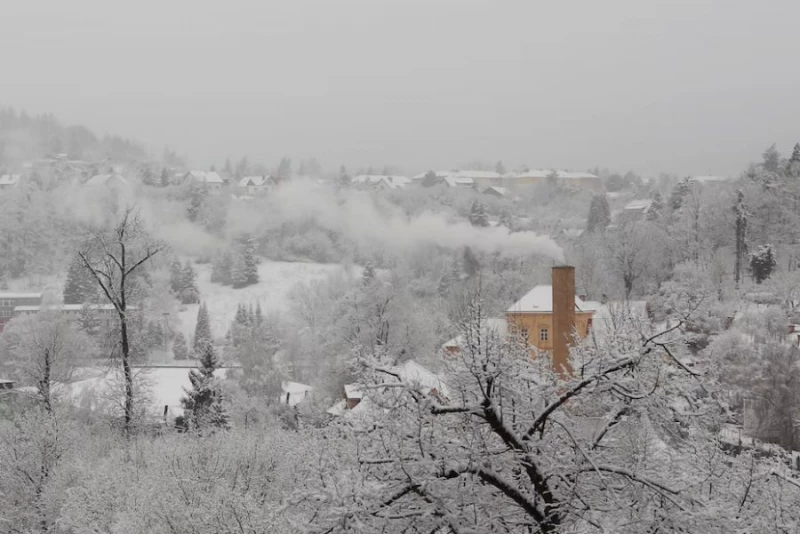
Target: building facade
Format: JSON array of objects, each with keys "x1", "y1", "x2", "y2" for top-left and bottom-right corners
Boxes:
[{"x1": 0, "y1": 292, "x2": 43, "y2": 332}]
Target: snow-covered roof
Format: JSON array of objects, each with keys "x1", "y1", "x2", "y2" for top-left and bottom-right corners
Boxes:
[
  {"x1": 352, "y1": 174, "x2": 410, "y2": 184},
  {"x1": 508, "y1": 170, "x2": 599, "y2": 180},
  {"x1": 85, "y1": 173, "x2": 130, "y2": 187},
  {"x1": 391, "y1": 360, "x2": 449, "y2": 398},
  {"x1": 280, "y1": 381, "x2": 313, "y2": 407},
  {"x1": 484, "y1": 186, "x2": 509, "y2": 196},
  {"x1": 0, "y1": 174, "x2": 21, "y2": 186},
  {"x1": 238, "y1": 175, "x2": 269, "y2": 187},
  {"x1": 690, "y1": 175, "x2": 729, "y2": 183},
  {"x1": 442, "y1": 317, "x2": 509, "y2": 350},
  {"x1": 506, "y1": 285, "x2": 598, "y2": 314},
  {"x1": 50, "y1": 367, "x2": 229, "y2": 418},
  {"x1": 186, "y1": 171, "x2": 224, "y2": 184},
  {"x1": 412, "y1": 170, "x2": 454, "y2": 180},
  {"x1": 344, "y1": 383, "x2": 363, "y2": 399},
  {"x1": 282, "y1": 381, "x2": 312, "y2": 394},
  {"x1": 443, "y1": 176, "x2": 475, "y2": 188},
  {"x1": 454, "y1": 170, "x2": 501, "y2": 180},
  {"x1": 623, "y1": 199, "x2": 653, "y2": 211},
  {"x1": 0, "y1": 292, "x2": 42, "y2": 300},
  {"x1": 14, "y1": 304, "x2": 125, "y2": 313}
]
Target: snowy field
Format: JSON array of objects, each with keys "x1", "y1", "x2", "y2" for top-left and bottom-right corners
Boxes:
[
  {"x1": 18, "y1": 366, "x2": 235, "y2": 418},
  {"x1": 176, "y1": 259, "x2": 359, "y2": 343}
]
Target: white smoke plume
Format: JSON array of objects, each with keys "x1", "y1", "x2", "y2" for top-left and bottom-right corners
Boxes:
[{"x1": 229, "y1": 179, "x2": 565, "y2": 262}]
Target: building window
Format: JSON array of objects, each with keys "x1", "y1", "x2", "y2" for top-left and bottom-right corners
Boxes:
[
  {"x1": 540, "y1": 328, "x2": 549, "y2": 342},
  {"x1": 520, "y1": 327, "x2": 529, "y2": 341}
]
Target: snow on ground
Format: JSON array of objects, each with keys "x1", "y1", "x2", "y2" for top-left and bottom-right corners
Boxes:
[
  {"x1": 177, "y1": 259, "x2": 359, "y2": 343},
  {"x1": 20, "y1": 366, "x2": 235, "y2": 418}
]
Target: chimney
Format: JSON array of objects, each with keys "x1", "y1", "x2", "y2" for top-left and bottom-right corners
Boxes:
[{"x1": 552, "y1": 266, "x2": 576, "y2": 377}]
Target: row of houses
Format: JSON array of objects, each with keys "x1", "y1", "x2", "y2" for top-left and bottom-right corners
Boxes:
[{"x1": 0, "y1": 292, "x2": 124, "y2": 332}]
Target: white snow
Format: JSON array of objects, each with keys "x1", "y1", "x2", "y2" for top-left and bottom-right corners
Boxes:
[
  {"x1": 177, "y1": 260, "x2": 356, "y2": 343},
  {"x1": 22, "y1": 366, "x2": 232, "y2": 418},
  {"x1": 280, "y1": 380, "x2": 313, "y2": 406},
  {"x1": 506, "y1": 285, "x2": 598, "y2": 313}
]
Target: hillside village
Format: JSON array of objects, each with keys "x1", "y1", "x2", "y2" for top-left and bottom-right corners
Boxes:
[{"x1": 4, "y1": 110, "x2": 800, "y2": 531}]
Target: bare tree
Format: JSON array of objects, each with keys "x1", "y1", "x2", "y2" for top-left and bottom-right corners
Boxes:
[
  {"x1": 78, "y1": 207, "x2": 163, "y2": 435},
  {"x1": 318, "y1": 295, "x2": 730, "y2": 533},
  {"x1": 0, "y1": 311, "x2": 93, "y2": 413}
]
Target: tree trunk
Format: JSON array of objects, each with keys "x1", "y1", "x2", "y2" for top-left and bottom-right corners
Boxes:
[{"x1": 119, "y1": 311, "x2": 133, "y2": 436}]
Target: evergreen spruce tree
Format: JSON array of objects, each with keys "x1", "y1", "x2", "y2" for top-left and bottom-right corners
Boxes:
[
  {"x1": 179, "y1": 343, "x2": 230, "y2": 432},
  {"x1": 468, "y1": 201, "x2": 489, "y2": 227},
  {"x1": 255, "y1": 302, "x2": 263, "y2": 325},
  {"x1": 647, "y1": 192, "x2": 664, "y2": 222},
  {"x1": 791, "y1": 143, "x2": 800, "y2": 163},
  {"x1": 498, "y1": 210, "x2": 513, "y2": 230},
  {"x1": 234, "y1": 303, "x2": 249, "y2": 326},
  {"x1": 140, "y1": 167, "x2": 157, "y2": 186},
  {"x1": 77, "y1": 304, "x2": 100, "y2": 337},
  {"x1": 169, "y1": 260, "x2": 184, "y2": 294},
  {"x1": 160, "y1": 168, "x2": 170, "y2": 187},
  {"x1": 750, "y1": 244, "x2": 776, "y2": 284},
  {"x1": 670, "y1": 179, "x2": 691, "y2": 211},
  {"x1": 586, "y1": 194, "x2": 611, "y2": 233},
  {"x1": 211, "y1": 251, "x2": 233, "y2": 285},
  {"x1": 247, "y1": 304, "x2": 256, "y2": 325},
  {"x1": 733, "y1": 190, "x2": 749, "y2": 287},
  {"x1": 63, "y1": 254, "x2": 97, "y2": 304},
  {"x1": 231, "y1": 253, "x2": 247, "y2": 289},
  {"x1": 495, "y1": 160, "x2": 506, "y2": 175},
  {"x1": 145, "y1": 320, "x2": 165, "y2": 351},
  {"x1": 187, "y1": 183, "x2": 207, "y2": 222},
  {"x1": 362, "y1": 262, "x2": 376, "y2": 285},
  {"x1": 241, "y1": 236, "x2": 259, "y2": 287},
  {"x1": 463, "y1": 246, "x2": 481, "y2": 277},
  {"x1": 180, "y1": 261, "x2": 200, "y2": 304},
  {"x1": 338, "y1": 164, "x2": 351, "y2": 187},
  {"x1": 193, "y1": 302, "x2": 213, "y2": 355},
  {"x1": 172, "y1": 331, "x2": 189, "y2": 360}
]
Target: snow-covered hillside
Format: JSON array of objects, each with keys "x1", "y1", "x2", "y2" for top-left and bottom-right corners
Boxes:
[{"x1": 177, "y1": 259, "x2": 359, "y2": 343}]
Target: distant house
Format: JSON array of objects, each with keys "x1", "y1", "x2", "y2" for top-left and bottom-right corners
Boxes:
[
  {"x1": 279, "y1": 381, "x2": 313, "y2": 406},
  {"x1": 0, "y1": 292, "x2": 42, "y2": 332},
  {"x1": 442, "y1": 175, "x2": 476, "y2": 189},
  {"x1": 689, "y1": 175, "x2": 729, "y2": 184},
  {"x1": 0, "y1": 174, "x2": 22, "y2": 190},
  {"x1": 618, "y1": 199, "x2": 653, "y2": 222},
  {"x1": 412, "y1": 170, "x2": 454, "y2": 185},
  {"x1": 352, "y1": 175, "x2": 410, "y2": 190},
  {"x1": 505, "y1": 285, "x2": 600, "y2": 353},
  {"x1": 184, "y1": 170, "x2": 224, "y2": 190},
  {"x1": 442, "y1": 317, "x2": 508, "y2": 356},
  {"x1": 506, "y1": 170, "x2": 600, "y2": 190},
  {"x1": 238, "y1": 175, "x2": 270, "y2": 193},
  {"x1": 85, "y1": 172, "x2": 130, "y2": 188},
  {"x1": 483, "y1": 186, "x2": 509, "y2": 198},
  {"x1": 328, "y1": 360, "x2": 447, "y2": 417}
]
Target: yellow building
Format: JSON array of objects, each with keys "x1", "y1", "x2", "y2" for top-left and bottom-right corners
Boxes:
[{"x1": 505, "y1": 284, "x2": 598, "y2": 353}]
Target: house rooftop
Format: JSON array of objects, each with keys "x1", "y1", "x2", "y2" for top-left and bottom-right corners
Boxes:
[
  {"x1": 0, "y1": 292, "x2": 42, "y2": 300},
  {"x1": 0, "y1": 174, "x2": 22, "y2": 185},
  {"x1": 85, "y1": 173, "x2": 130, "y2": 187},
  {"x1": 506, "y1": 285, "x2": 598, "y2": 314},
  {"x1": 623, "y1": 199, "x2": 653, "y2": 211},
  {"x1": 187, "y1": 170, "x2": 224, "y2": 184}
]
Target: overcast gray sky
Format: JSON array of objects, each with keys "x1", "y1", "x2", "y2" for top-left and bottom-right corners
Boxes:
[{"x1": 2, "y1": 0, "x2": 798, "y2": 176}]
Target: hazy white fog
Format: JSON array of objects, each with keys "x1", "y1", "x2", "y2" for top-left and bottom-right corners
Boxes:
[{"x1": 2, "y1": 0, "x2": 799, "y2": 176}]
